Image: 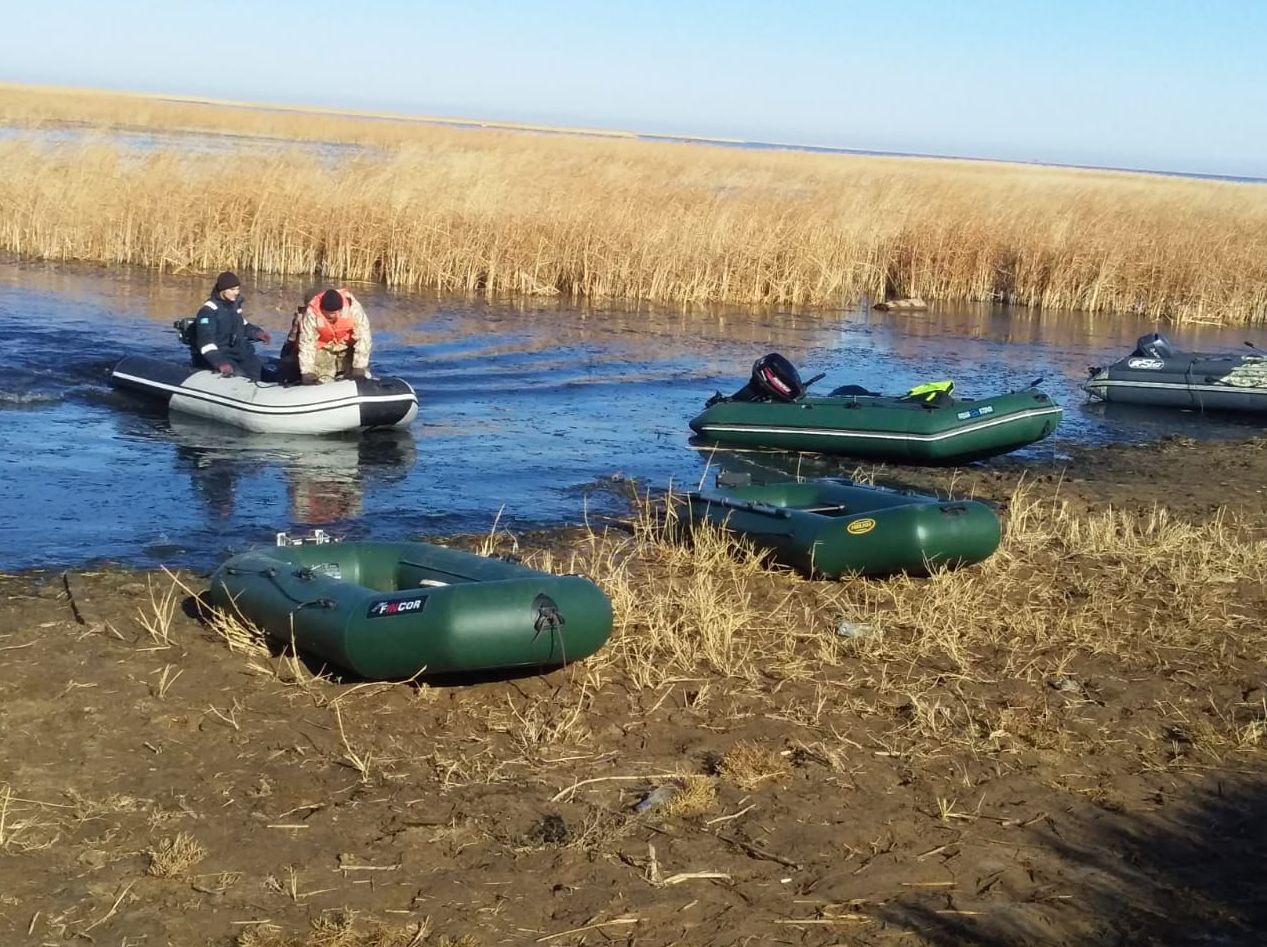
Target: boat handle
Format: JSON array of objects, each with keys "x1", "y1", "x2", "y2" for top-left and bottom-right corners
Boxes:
[{"x1": 296, "y1": 598, "x2": 338, "y2": 610}]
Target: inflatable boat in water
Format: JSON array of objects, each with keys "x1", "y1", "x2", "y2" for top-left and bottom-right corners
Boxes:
[
  {"x1": 690, "y1": 354, "x2": 1062, "y2": 463},
  {"x1": 110, "y1": 355, "x2": 418, "y2": 435},
  {"x1": 1085, "y1": 333, "x2": 1267, "y2": 415}
]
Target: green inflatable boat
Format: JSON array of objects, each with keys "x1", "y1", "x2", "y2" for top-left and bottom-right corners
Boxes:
[
  {"x1": 208, "y1": 535, "x2": 613, "y2": 679},
  {"x1": 680, "y1": 474, "x2": 1000, "y2": 577},
  {"x1": 690, "y1": 354, "x2": 1062, "y2": 463}
]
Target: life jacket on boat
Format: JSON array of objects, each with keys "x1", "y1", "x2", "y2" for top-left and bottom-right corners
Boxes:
[
  {"x1": 904, "y1": 380, "x2": 955, "y2": 404},
  {"x1": 305, "y1": 289, "x2": 357, "y2": 348}
]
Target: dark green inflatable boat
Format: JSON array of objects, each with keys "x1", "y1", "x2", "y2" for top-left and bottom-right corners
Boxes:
[
  {"x1": 208, "y1": 537, "x2": 613, "y2": 679},
  {"x1": 680, "y1": 475, "x2": 1000, "y2": 577},
  {"x1": 690, "y1": 354, "x2": 1062, "y2": 463}
]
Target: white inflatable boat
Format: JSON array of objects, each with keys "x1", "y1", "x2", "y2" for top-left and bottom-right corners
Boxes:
[{"x1": 109, "y1": 355, "x2": 418, "y2": 435}]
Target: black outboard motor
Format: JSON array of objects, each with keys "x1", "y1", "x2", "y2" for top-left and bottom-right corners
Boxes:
[
  {"x1": 750, "y1": 353, "x2": 805, "y2": 402},
  {"x1": 1131, "y1": 332, "x2": 1175, "y2": 360},
  {"x1": 705, "y1": 352, "x2": 807, "y2": 407}
]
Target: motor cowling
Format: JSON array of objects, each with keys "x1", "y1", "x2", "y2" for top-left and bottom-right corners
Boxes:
[
  {"x1": 751, "y1": 353, "x2": 805, "y2": 402},
  {"x1": 1132, "y1": 332, "x2": 1174, "y2": 360}
]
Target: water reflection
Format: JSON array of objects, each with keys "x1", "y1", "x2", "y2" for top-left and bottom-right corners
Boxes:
[
  {"x1": 165, "y1": 417, "x2": 417, "y2": 525},
  {"x1": 4, "y1": 257, "x2": 1267, "y2": 570}
]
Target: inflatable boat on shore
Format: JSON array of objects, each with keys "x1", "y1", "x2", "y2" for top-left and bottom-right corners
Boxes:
[
  {"x1": 1085, "y1": 333, "x2": 1267, "y2": 414},
  {"x1": 690, "y1": 354, "x2": 1062, "y2": 463},
  {"x1": 208, "y1": 535, "x2": 613, "y2": 679},
  {"x1": 680, "y1": 474, "x2": 1000, "y2": 577},
  {"x1": 110, "y1": 355, "x2": 417, "y2": 435}
]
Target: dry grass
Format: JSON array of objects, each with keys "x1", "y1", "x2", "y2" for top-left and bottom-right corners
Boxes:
[
  {"x1": 555, "y1": 483, "x2": 1267, "y2": 695},
  {"x1": 2, "y1": 84, "x2": 1265, "y2": 323},
  {"x1": 235, "y1": 911, "x2": 464, "y2": 947},
  {"x1": 146, "y1": 830, "x2": 206, "y2": 878},
  {"x1": 665, "y1": 777, "x2": 719, "y2": 817},
  {"x1": 0, "y1": 784, "x2": 64, "y2": 853},
  {"x1": 717, "y1": 742, "x2": 793, "y2": 791}
]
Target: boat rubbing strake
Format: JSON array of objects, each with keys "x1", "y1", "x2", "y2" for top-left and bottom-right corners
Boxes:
[
  {"x1": 1085, "y1": 333, "x2": 1267, "y2": 415},
  {"x1": 690, "y1": 354, "x2": 1061, "y2": 463}
]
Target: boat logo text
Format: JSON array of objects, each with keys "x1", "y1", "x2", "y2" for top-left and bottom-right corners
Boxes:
[
  {"x1": 846, "y1": 518, "x2": 876, "y2": 535},
  {"x1": 956, "y1": 405, "x2": 994, "y2": 420},
  {"x1": 1127, "y1": 358, "x2": 1165, "y2": 370},
  {"x1": 368, "y1": 596, "x2": 429, "y2": 618}
]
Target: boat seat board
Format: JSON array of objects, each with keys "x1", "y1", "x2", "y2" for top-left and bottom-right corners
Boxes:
[{"x1": 396, "y1": 558, "x2": 480, "y2": 589}]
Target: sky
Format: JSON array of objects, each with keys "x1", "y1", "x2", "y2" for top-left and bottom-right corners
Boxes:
[{"x1": 5, "y1": 0, "x2": 1266, "y2": 178}]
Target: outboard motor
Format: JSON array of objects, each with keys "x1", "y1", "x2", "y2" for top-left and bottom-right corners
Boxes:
[
  {"x1": 750, "y1": 353, "x2": 805, "y2": 402},
  {"x1": 1132, "y1": 332, "x2": 1175, "y2": 360},
  {"x1": 174, "y1": 318, "x2": 196, "y2": 347}
]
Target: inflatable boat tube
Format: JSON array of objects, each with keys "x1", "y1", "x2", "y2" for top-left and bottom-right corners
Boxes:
[
  {"x1": 208, "y1": 540, "x2": 613, "y2": 678},
  {"x1": 110, "y1": 355, "x2": 417, "y2": 435}
]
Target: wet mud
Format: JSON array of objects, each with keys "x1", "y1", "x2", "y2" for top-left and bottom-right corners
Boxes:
[{"x1": 3, "y1": 435, "x2": 1266, "y2": 946}]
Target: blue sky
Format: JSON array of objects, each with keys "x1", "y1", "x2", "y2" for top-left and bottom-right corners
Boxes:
[{"x1": 6, "y1": 0, "x2": 1266, "y2": 177}]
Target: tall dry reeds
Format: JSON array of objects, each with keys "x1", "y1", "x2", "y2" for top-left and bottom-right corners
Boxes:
[{"x1": 3, "y1": 84, "x2": 1266, "y2": 323}]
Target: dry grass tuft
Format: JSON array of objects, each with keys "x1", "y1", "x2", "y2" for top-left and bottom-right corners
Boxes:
[
  {"x1": 235, "y1": 911, "x2": 443, "y2": 947},
  {"x1": 718, "y1": 742, "x2": 792, "y2": 791},
  {"x1": 146, "y1": 831, "x2": 206, "y2": 878},
  {"x1": 0, "y1": 785, "x2": 64, "y2": 853},
  {"x1": 663, "y1": 776, "x2": 719, "y2": 817},
  {"x1": 203, "y1": 599, "x2": 272, "y2": 659},
  {"x1": 136, "y1": 574, "x2": 180, "y2": 648}
]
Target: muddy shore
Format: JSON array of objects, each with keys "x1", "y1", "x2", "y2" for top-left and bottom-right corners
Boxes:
[{"x1": 2, "y1": 435, "x2": 1266, "y2": 947}]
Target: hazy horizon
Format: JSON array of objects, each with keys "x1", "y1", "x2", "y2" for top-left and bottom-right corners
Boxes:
[{"x1": 5, "y1": 0, "x2": 1265, "y2": 179}]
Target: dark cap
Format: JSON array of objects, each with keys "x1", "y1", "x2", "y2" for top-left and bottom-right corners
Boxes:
[
  {"x1": 319, "y1": 289, "x2": 344, "y2": 313},
  {"x1": 213, "y1": 271, "x2": 241, "y2": 293}
]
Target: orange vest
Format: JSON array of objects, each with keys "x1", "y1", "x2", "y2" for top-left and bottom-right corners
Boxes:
[{"x1": 306, "y1": 290, "x2": 356, "y2": 347}]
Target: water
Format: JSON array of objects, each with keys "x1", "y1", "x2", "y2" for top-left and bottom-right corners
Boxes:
[
  {"x1": 0, "y1": 126, "x2": 368, "y2": 164},
  {"x1": 1, "y1": 260, "x2": 1263, "y2": 571},
  {"x1": 6, "y1": 122, "x2": 1262, "y2": 186}
]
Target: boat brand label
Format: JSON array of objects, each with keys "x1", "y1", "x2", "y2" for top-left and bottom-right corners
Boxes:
[
  {"x1": 367, "y1": 595, "x2": 429, "y2": 618},
  {"x1": 311, "y1": 562, "x2": 342, "y2": 579},
  {"x1": 1127, "y1": 357, "x2": 1165, "y2": 370},
  {"x1": 846, "y1": 518, "x2": 876, "y2": 535},
  {"x1": 956, "y1": 405, "x2": 994, "y2": 420}
]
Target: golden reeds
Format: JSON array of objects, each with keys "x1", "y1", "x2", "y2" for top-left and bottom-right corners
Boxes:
[
  {"x1": 567, "y1": 483, "x2": 1266, "y2": 688},
  {"x1": 1, "y1": 84, "x2": 1265, "y2": 323}
]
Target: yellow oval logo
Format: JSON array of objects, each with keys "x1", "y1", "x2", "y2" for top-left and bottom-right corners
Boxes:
[{"x1": 846, "y1": 518, "x2": 876, "y2": 535}]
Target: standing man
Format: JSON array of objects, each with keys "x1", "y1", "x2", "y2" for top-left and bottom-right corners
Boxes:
[
  {"x1": 290, "y1": 288, "x2": 373, "y2": 385},
  {"x1": 190, "y1": 271, "x2": 271, "y2": 381}
]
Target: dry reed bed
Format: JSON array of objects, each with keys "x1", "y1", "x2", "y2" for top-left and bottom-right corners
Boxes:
[
  {"x1": 199, "y1": 483, "x2": 1265, "y2": 712},
  {"x1": 179, "y1": 483, "x2": 1267, "y2": 804},
  {"x1": 2, "y1": 84, "x2": 1266, "y2": 322},
  {"x1": 567, "y1": 485, "x2": 1267, "y2": 687}
]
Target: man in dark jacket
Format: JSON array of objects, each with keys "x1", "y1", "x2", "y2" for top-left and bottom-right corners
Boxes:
[{"x1": 190, "y1": 271, "x2": 271, "y2": 381}]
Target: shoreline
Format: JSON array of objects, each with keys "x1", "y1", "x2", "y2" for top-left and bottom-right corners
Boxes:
[{"x1": 3, "y1": 431, "x2": 1266, "y2": 944}]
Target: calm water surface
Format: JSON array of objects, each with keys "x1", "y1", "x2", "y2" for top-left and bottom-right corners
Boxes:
[{"x1": 2, "y1": 260, "x2": 1262, "y2": 571}]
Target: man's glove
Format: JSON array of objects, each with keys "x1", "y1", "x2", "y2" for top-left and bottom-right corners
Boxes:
[
  {"x1": 349, "y1": 367, "x2": 367, "y2": 380},
  {"x1": 300, "y1": 373, "x2": 318, "y2": 385},
  {"x1": 217, "y1": 363, "x2": 234, "y2": 377},
  {"x1": 255, "y1": 329, "x2": 272, "y2": 345}
]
